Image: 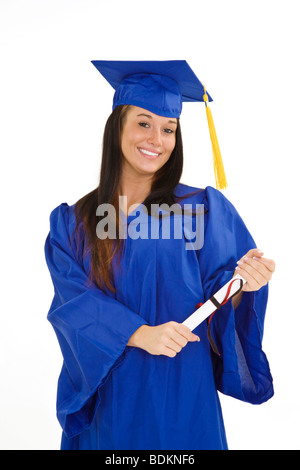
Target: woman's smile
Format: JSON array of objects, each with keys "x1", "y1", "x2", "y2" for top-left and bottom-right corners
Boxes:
[{"x1": 137, "y1": 147, "x2": 161, "y2": 159}]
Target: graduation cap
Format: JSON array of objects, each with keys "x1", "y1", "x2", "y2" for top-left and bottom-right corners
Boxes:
[{"x1": 91, "y1": 60, "x2": 227, "y2": 190}]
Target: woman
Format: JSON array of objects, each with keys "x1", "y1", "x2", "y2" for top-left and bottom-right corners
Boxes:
[{"x1": 45, "y1": 60, "x2": 275, "y2": 450}]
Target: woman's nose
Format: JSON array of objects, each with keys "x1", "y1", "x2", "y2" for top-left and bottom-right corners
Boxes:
[{"x1": 147, "y1": 127, "x2": 162, "y2": 147}]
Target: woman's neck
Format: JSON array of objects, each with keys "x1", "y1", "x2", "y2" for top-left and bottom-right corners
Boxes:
[{"x1": 119, "y1": 171, "x2": 153, "y2": 215}]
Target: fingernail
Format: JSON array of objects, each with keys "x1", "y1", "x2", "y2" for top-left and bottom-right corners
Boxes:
[
  {"x1": 243, "y1": 256, "x2": 248, "y2": 261},
  {"x1": 257, "y1": 249, "x2": 264, "y2": 254},
  {"x1": 237, "y1": 260, "x2": 243, "y2": 265},
  {"x1": 236, "y1": 266, "x2": 241, "y2": 271}
]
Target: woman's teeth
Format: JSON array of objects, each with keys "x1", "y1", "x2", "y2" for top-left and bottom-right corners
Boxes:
[{"x1": 139, "y1": 148, "x2": 160, "y2": 157}]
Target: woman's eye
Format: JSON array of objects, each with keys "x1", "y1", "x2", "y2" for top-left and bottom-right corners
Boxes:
[{"x1": 138, "y1": 122, "x2": 174, "y2": 134}]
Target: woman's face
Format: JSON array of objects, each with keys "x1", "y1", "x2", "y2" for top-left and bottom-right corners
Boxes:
[{"x1": 120, "y1": 106, "x2": 177, "y2": 180}]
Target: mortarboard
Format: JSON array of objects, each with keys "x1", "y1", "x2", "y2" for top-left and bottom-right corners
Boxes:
[{"x1": 91, "y1": 60, "x2": 227, "y2": 190}]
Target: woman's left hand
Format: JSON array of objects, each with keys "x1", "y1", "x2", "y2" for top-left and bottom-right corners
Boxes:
[{"x1": 234, "y1": 248, "x2": 276, "y2": 292}]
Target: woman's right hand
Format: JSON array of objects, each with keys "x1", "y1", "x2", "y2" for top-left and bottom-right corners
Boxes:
[{"x1": 127, "y1": 321, "x2": 200, "y2": 358}]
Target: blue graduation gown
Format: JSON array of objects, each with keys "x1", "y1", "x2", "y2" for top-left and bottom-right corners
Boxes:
[{"x1": 44, "y1": 184, "x2": 273, "y2": 450}]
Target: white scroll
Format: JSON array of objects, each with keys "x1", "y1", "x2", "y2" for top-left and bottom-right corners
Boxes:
[{"x1": 182, "y1": 274, "x2": 246, "y2": 331}]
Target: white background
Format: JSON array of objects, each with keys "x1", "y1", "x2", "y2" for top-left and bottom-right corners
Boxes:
[{"x1": 0, "y1": 0, "x2": 299, "y2": 450}]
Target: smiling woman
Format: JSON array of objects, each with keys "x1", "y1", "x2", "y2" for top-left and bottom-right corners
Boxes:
[
  {"x1": 44, "y1": 60, "x2": 275, "y2": 450},
  {"x1": 120, "y1": 106, "x2": 177, "y2": 192},
  {"x1": 70, "y1": 103, "x2": 184, "y2": 292}
]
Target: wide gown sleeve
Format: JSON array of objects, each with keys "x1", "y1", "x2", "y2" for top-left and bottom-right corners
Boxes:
[
  {"x1": 45, "y1": 203, "x2": 147, "y2": 438},
  {"x1": 198, "y1": 187, "x2": 274, "y2": 405}
]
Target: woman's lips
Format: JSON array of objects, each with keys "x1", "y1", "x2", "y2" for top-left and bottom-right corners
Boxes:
[{"x1": 138, "y1": 147, "x2": 161, "y2": 160}]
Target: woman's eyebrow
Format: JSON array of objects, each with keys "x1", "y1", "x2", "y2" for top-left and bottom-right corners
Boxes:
[
  {"x1": 137, "y1": 113, "x2": 152, "y2": 119},
  {"x1": 137, "y1": 113, "x2": 177, "y2": 126}
]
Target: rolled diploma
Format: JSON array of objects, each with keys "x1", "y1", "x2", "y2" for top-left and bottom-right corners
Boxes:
[{"x1": 182, "y1": 274, "x2": 247, "y2": 331}]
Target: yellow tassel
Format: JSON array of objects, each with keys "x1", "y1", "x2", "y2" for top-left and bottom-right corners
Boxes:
[{"x1": 203, "y1": 91, "x2": 228, "y2": 190}]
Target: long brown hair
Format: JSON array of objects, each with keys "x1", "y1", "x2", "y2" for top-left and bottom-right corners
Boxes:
[{"x1": 74, "y1": 105, "x2": 184, "y2": 293}]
